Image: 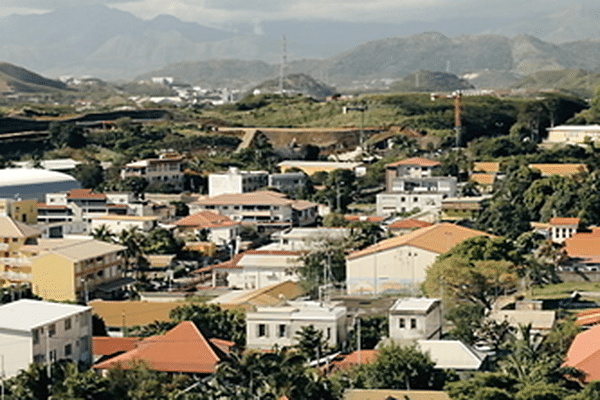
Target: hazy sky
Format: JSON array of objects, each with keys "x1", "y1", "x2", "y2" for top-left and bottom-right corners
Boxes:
[{"x1": 0, "y1": 0, "x2": 597, "y2": 26}]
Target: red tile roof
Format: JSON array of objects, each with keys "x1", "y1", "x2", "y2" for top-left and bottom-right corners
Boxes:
[
  {"x1": 469, "y1": 173, "x2": 496, "y2": 185},
  {"x1": 549, "y1": 217, "x2": 580, "y2": 226},
  {"x1": 194, "y1": 191, "x2": 294, "y2": 207},
  {"x1": 564, "y1": 228, "x2": 600, "y2": 257},
  {"x1": 330, "y1": 350, "x2": 378, "y2": 371},
  {"x1": 347, "y1": 223, "x2": 493, "y2": 260},
  {"x1": 175, "y1": 211, "x2": 238, "y2": 229},
  {"x1": 345, "y1": 215, "x2": 385, "y2": 223},
  {"x1": 92, "y1": 321, "x2": 222, "y2": 374},
  {"x1": 472, "y1": 162, "x2": 500, "y2": 173},
  {"x1": 386, "y1": 157, "x2": 440, "y2": 168},
  {"x1": 528, "y1": 163, "x2": 588, "y2": 177},
  {"x1": 67, "y1": 189, "x2": 106, "y2": 200},
  {"x1": 564, "y1": 324, "x2": 600, "y2": 382},
  {"x1": 388, "y1": 219, "x2": 433, "y2": 230},
  {"x1": 92, "y1": 336, "x2": 141, "y2": 356},
  {"x1": 37, "y1": 202, "x2": 68, "y2": 210},
  {"x1": 575, "y1": 308, "x2": 600, "y2": 326}
]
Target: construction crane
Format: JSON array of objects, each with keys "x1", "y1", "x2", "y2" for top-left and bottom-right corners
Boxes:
[{"x1": 431, "y1": 90, "x2": 462, "y2": 147}]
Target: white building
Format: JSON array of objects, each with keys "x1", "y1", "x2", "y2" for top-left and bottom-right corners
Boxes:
[
  {"x1": 545, "y1": 125, "x2": 600, "y2": 145},
  {"x1": 271, "y1": 227, "x2": 351, "y2": 251},
  {"x1": 120, "y1": 153, "x2": 184, "y2": 190},
  {"x1": 0, "y1": 168, "x2": 81, "y2": 201},
  {"x1": 246, "y1": 301, "x2": 347, "y2": 351},
  {"x1": 90, "y1": 215, "x2": 159, "y2": 235},
  {"x1": 346, "y1": 223, "x2": 492, "y2": 295},
  {"x1": 549, "y1": 217, "x2": 580, "y2": 243},
  {"x1": 0, "y1": 299, "x2": 92, "y2": 377},
  {"x1": 208, "y1": 168, "x2": 268, "y2": 197},
  {"x1": 377, "y1": 157, "x2": 457, "y2": 216},
  {"x1": 389, "y1": 297, "x2": 442, "y2": 341}
]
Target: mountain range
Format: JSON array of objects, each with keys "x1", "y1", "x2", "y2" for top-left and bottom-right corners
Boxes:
[{"x1": 2, "y1": 4, "x2": 600, "y2": 91}]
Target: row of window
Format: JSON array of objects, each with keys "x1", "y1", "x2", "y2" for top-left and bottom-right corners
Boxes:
[
  {"x1": 256, "y1": 324, "x2": 332, "y2": 339},
  {"x1": 398, "y1": 318, "x2": 418, "y2": 329}
]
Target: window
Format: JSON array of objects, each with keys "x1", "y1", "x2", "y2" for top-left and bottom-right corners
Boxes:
[
  {"x1": 258, "y1": 324, "x2": 268, "y2": 338},
  {"x1": 48, "y1": 324, "x2": 56, "y2": 337},
  {"x1": 33, "y1": 329, "x2": 40, "y2": 345},
  {"x1": 410, "y1": 318, "x2": 417, "y2": 329},
  {"x1": 65, "y1": 344, "x2": 72, "y2": 356},
  {"x1": 64, "y1": 318, "x2": 71, "y2": 331},
  {"x1": 33, "y1": 354, "x2": 45, "y2": 363},
  {"x1": 80, "y1": 336, "x2": 90, "y2": 352},
  {"x1": 413, "y1": 197, "x2": 418, "y2": 203},
  {"x1": 49, "y1": 349, "x2": 57, "y2": 362},
  {"x1": 399, "y1": 318, "x2": 405, "y2": 329},
  {"x1": 278, "y1": 324, "x2": 287, "y2": 338}
]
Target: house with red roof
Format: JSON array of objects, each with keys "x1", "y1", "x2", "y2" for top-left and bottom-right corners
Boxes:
[
  {"x1": 550, "y1": 217, "x2": 580, "y2": 243},
  {"x1": 560, "y1": 227, "x2": 600, "y2": 274},
  {"x1": 378, "y1": 157, "x2": 456, "y2": 216},
  {"x1": 92, "y1": 321, "x2": 229, "y2": 374},
  {"x1": 346, "y1": 223, "x2": 493, "y2": 295},
  {"x1": 387, "y1": 219, "x2": 433, "y2": 236},
  {"x1": 564, "y1": 324, "x2": 600, "y2": 383},
  {"x1": 174, "y1": 210, "x2": 240, "y2": 245}
]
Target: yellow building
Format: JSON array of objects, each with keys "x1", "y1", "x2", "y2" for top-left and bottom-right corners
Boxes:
[
  {"x1": 0, "y1": 216, "x2": 42, "y2": 286},
  {"x1": 25, "y1": 238, "x2": 128, "y2": 302},
  {"x1": 0, "y1": 199, "x2": 38, "y2": 225}
]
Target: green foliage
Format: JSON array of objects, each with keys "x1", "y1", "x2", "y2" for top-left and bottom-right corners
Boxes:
[
  {"x1": 445, "y1": 303, "x2": 485, "y2": 345},
  {"x1": 169, "y1": 302, "x2": 246, "y2": 346},
  {"x1": 142, "y1": 228, "x2": 183, "y2": 255},
  {"x1": 298, "y1": 236, "x2": 349, "y2": 298},
  {"x1": 351, "y1": 315, "x2": 388, "y2": 350},
  {"x1": 48, "y1": 121, "x2": 86, "y2": 149},
  {"x1": 295, "y1": 324, "x2": 327, "y2": 360},
  {"x1": 345, "y1": 343, "x2": 451, "y2": 390},
  {"x1": 312, "y1": 169, "x2": 356, "y2": 213},
  {"x1": 446, "y1": 372, "x2": 518, "y2": 400},
  {"x1": 70, "y1": 161, "x2": 105, "y2": 189}
]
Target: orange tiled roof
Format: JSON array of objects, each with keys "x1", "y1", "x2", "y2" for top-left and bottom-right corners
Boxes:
[
  {"x1": 92, "y1": 321, "x2": 222, "y2": 374},
  {"x1": 67, "y1": 189, "x2": 107, "y2": 200},
  {"x1": 92, "y1": 336, "x2": 141, "y2": 356},
  {"x1": 345, "y1": 215, "x2": 385, "y2": 223},
  {"x1": 347, "y1": 223, "x2": 493, "y2": 260},
  {"x1": 575, "y1": 308, "x2": 600, "y2": 326},
  {"x1": 388, "y1": 219, "x2": 433, "y2": 230},
  {"x1": 549, "y1": 217, "x2": 580, "y2": 226},
  {"x1": 469, "y1": 173, "x2": 495, "y2": 185},
  {"x1": 292, "y1": 199, "x2": 320, "y2": 211},
  {"x1": 528, "y1": 163, "x2": 588, "y2": 177},
  {"x1": 37, "y1": 202, "x2": 68, "y2": 210},
  {"x1": 209, "y1": 338, "x2": 235, "y2": 354},
  {"x1": 564, "y1": 324, "x2": 600, "y2": 382},
  {"x1": 564, "y1": 228, "x2": 600, "y2": 257},
  {"x1": 472, "y1": 162, "x2": 500, "y2": 173},
  {"x1": 386, "y1": 157, "x2": 440, "y2": 168},
  {"x1": 331, "y1": 350, "x2": 378, "y2": 371},
  {"x1": 175, "y1": 211, "x2": 238, "y2": 229}
]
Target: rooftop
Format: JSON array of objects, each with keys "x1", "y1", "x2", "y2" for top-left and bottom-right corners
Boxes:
[
  {"x1": 92, "y1": 336, "x2": 141, "y2": 356},
  {"x1": 0, "y1": 299, "x2": 90, "y2": 331},
  {"x1": 528, "y1": 163, "x2": 588, "y2": 177},
  {"x1": 347, "y1": 223, "x2": 493, "y2": 260},
  {"x1": 564, "y1": 324, "x2": 600, "y2": 383},
  {"x1": 417, "y1": 340, "x2": 485, "y2": 370},
  {"x1": 174, "y1": 211, "x2": 237, "y2": 229},
  {"x1": 549, "y1": 217, "x2": 580, "y2": 226},
  {"x1": 27, "y1": 238, "x2": 126, "y2": 262},
  {"x1": 194, "y1": 190, "x2": 294, "y2": 207},
  {"x1": 0, "y1": 216, "x2": 42, "y2": 238},
  {"x1": 387, "y1": 219, "x2": 433, "y2": 230},
  {"x1": 92, "y1": 321, "x2": 222, "y2": 374},
  {"x1": 89, "y1": 300, "x2": 184, "y2": 328},
  {"x1": 390, "y1": 297, "x2": 439, "y2": 313},
  {"x1": 0, "y1": 168, "x2": 79, "y2": 187},
  {"x1": 66, "y1": 188, "x2": 106, "y2": 200},
  {"x1": 564, "y1": 228, "x2": 600, "y2": 257},
  {"x1": 472, "y1": 162, "x2": 500, "y2": 173},
  {"x1": 386, "y1": 157, "x2": 441, "y2": 168}
]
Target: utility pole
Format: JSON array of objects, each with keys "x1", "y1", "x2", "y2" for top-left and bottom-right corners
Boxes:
[
  {"x1": 431, "y1": 91, "x2": 462, "y2": 147},
  {"x1": 279, "y1": 35, "x2": 287, "y2": 95},
  {"x1": 357, "y1": 316, "x2": 361, "y2": 365}
]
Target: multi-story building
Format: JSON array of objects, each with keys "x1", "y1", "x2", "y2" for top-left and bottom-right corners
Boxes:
[
  {"x1": 246, "y1": 301, "x2": 347, "y2": 351},
  {"x1": 545, "y1": 125, "x2": 600, "y2": 146},
  {"x1": 0, "y1": 299, "x2": 92, "y2": 377},
  {"x1": 268, "y1": 172, "x2": 307, "y2": 194},
  {"x1": 20, "y1": 238, "x2": 128, "y2": 302},
  {"x1": 90, "y1": 215, "x2": 159, "y2": 235},
  {"x1": 0, "y1": 198, "x2": 38, "y2": 224},
  {"x1": 208, "y1": 168, "x2": 269, "y2": 197},
  {"x1": 0, "y1": 216, "x2": 42, "y2": 286},
  {"x1": 388, "y1": 297, "x2": 442, "y2": 341},
  {"x1": 190, "y1": 191, "x2": 319, "y2": 228},
  {"x1": 174, "y1": 210, "x2": 240, "y2": 245},
  {"x1": 120, "y1": 153, "x2": 184, "y2": 190},
  {"x1": 377, "y1": 157, "x2": 457, "y2": 216}
]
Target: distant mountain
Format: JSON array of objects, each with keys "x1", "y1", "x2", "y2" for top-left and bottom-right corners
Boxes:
[
  {"x1": 0, "y1": 63, "x2": 67, "y2": 93},
  {"x1": 390, "y1": 71, "x2": 474, "y2": 92},
  {"x1": 252, "y1": 73, "x2": 336, "y2": 98}
]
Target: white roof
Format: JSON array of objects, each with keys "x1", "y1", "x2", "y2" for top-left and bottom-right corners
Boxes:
[
  {"x1": 0, "y1": 299, "x2": 90, "y2": 331},
  {"x1": 390, "y1": 297, "x2": 439, "y2": 313},
  {"x1": 548, "y1": 125, "x2": 600, "y2": 132},
  {"x1": 278, "y1": 161, "x2": 363, "y2": 168},
  {"x1": 417, "y1": 340, "x2": 485, "y2": 370},
  {"x1": 13, "y1": 159, "x2": 81, "y2": 171},
  {"x1": 0, "y1": 168, "x2": 79, "y2": 187}
]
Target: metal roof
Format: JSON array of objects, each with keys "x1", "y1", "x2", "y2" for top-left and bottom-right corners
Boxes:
[{"x1": 0, "y1": 299, "x2": 90, "y2": 331}]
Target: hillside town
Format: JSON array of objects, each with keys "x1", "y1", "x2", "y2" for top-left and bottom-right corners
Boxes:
[{"x1": 2, "y1": 83, "x2": 600, "y2": 400}]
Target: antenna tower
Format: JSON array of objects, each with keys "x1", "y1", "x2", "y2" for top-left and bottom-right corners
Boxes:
[{"x1": 279, "y1": 35, "x2": 287, "y2": 95}]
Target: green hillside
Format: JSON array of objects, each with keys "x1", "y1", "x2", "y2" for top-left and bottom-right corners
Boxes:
[{"x1": 0, "y1": 62, "x2": 68, "y2": 93}]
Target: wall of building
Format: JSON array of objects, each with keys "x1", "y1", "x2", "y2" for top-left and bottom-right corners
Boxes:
[
  {"x1": 376, "y1": 193, "x2": 445, "y2": 216},
  {"x1": 31, "y1": 253, "x2": 76, "y2": 301},
  {"x1": 0, "y1": 329, "x2": 32, "y2": 377},
  {"x1": 346, "y1": 245, "x2": 438, "y2": 295}
]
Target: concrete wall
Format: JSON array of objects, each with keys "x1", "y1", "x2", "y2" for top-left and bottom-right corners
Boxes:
[
  {"x1": 347, "y1": 245, "x2": 438, "y2": 295},
  {"x1": 0, "y1": 328, "x2": 32, "y2": 377}
]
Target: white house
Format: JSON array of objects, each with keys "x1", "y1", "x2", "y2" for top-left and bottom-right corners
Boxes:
[
  {"x1": 0, "y1": 299, "x2": 92, "y2": 377},
  {"x1": 246, "y1": 301, "x2": 347, "y2": 351},
  {"x1": 388, "y1": 297, "x2": 442, "y2": 341},
  {"x1": 346, "y1": 223, "x2": 492, "y2": 295},
  {"x1": 208, "y1": 168, "x2": 268, "y2": 197},
  {"x1": 174, "y1": 211, "x2": 240, "y2": 245},
  {"x1": 90, "y1": 215, "x2": 159, "y2": 235}
]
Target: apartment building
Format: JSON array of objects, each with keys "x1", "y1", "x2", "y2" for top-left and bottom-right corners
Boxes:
[
  {"x1": 0, "y1": 216, "x2": 42, "y2": 287},
  {"x1": 0, "y1": 299, "x2": 92, "y2": 377},
  {"x1": 377, "y1": 157, "x2": 456, "y2": 216},
  {"x1": 208, "y1": 168, "x2": 268, "y2": 197},
  {"x1": 120, "y1": 153, "x2": 184, "y2": 189},
  {"x1": 0, "y1": 198, "x2": 38, "y2": 224}
]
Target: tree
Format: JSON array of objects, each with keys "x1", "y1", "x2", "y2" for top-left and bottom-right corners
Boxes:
[
  {"x1": 298, "y1": 236, "x2": 348, "y2": 298},
  {"x1": 48, "y1": 122, "x2": 86, "y2": 149},
  {"x1": 446, "y1": 372, "x2": 518, "y2": 400},
  {"x1": 92, "y1": 224, "x2": 115, "y2": 243},
  {"x1": 71, "y1": 161, "x2": 104, "y2": 189},
  {"x1": 142, "y1": 228, "x2": 183, "y2": 255},
  {"x1": 445, "y1": 303, "x2": 485, "y2": 345},
  {"x1": 117, "y1": 226, "x2": 147, "y2": 271},
  {"x1": 424, "y1": 256, "x2": 519, "y2": 310},
  {"x1": 120, "y1": 176, "x2": 148, "y2": 199},
  {"x1": 347, "y1": 343, "x2": 451, "y2": 390},
  {"x1": 295, "y1": 325, "x2": 327, "y2": 360}
]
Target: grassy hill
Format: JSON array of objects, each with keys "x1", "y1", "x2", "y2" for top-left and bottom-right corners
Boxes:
[{"x1": 0, "y1": 62, "x2": 68, "y2": 93}]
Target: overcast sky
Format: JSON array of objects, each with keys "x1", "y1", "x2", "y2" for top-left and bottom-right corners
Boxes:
[{"x1": 1, "y1": 0, "x2": 598, "y2": 26}]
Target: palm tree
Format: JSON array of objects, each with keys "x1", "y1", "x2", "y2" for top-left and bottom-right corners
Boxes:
[
  {"x1": 117, "y1": 226, "x2": 147, "y2": 274},
  {"x1": 92, "y1": 224, "x2": 115, "y2": 243}
]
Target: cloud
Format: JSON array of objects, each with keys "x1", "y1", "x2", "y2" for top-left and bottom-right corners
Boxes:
[{"x1": 0, "y1": 0, "x2": 141, "y2": 9}]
